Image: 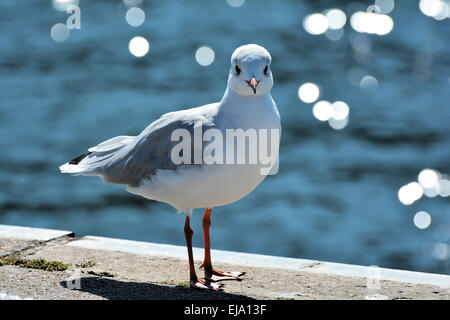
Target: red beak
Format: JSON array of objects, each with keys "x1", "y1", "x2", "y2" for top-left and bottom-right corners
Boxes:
[{"x1": 246, "y1": 77, "x2": 259, "y2": 94}]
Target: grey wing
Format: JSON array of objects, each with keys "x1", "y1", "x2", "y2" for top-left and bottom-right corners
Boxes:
[{"x1": 98, "y1": 106, "x2": 217, "y2": 187}]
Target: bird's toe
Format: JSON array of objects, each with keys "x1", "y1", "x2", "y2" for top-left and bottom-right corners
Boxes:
[
  {"x1": 190, "y1": 278, "x2": 223, "y2": 291},
  {"x1": 206, "y1": 268, "x2": 246, "y2": 282}
]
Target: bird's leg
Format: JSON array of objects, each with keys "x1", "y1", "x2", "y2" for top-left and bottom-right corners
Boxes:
[
  {"x1": 200, "y1": 207, "x2": 245, "y2": 282},
  {"x1": 184, "y1": 215, "x2": 222, "y2": 290}
]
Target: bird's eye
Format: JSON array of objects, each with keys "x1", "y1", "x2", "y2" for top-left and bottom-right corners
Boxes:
[
  {"x1": 264, "y1": 65, "x2": 269, "y2": 75},
  {"x1": 235, "y1": 65, "x2": 241, "y2": 75}
]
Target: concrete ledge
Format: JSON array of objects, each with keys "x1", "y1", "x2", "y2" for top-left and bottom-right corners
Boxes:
[
  {"x1": 0, "y1": 224, "x2": 74, "y2": 241},
  {"x1": 0, "y1": 224, "x2": 449, "y2": 300},
  {"x1": 67, "y1": 236, "x2": 317, "y2": 270},
  {"x1": 68, "y1": 235, "x2": 450, "y2": 289}
]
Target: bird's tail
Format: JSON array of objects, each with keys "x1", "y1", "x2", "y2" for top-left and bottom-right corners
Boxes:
[
  {"x1": 59, "y1": 152, "x2": 97, "y2": 175},
  {"x1": 59, "y1": 135, "x2": 136, "y2": 176},
  {"x1": 59, "y1": 152, "x2": 104, "y2": 176}
]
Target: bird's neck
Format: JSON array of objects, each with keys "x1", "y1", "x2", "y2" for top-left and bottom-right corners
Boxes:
[
  {"x1": 219, "y1": 88, "x2": 273, "y2": 110},
  {"x1": 216, "y1": 88, "x2": 278, "y2": 130}
]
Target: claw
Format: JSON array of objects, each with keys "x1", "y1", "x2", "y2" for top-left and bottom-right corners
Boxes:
[
  {"x1": 205, "y1": 267, "x2": 245, "y2": 282},
  {"x1": 190, "y1": 278, "x2": 223, "y2": 291}
]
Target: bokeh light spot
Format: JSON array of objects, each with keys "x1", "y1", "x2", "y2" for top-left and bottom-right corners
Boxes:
[
  {"x1": 437, "y1": 179, "x2": 450, "y2": 197},
  {"x1": 52, "y1": 0, "x2": 79, "y2": 12},
  {"x1": 298, "y1": 83, "x2": 320, "y2": 103},
  {"x1": 126, "y1": 7, "x2": 146, "y2": 27},
  {"x1": 312, "y1": 100, "x2": 333, "y2": 121},
  {"x1": 419, "y1": 0, "x2": 449, "y2": 20},
  {"x1": 303, "y1": 14, "x2": 328, "y2": 35},
  {"x1": 398, "y1": 182, "x2": 423, "y2": 205},
  {"x1": 360, "y1": 75, "x2": 379, "y2": 91},
  {"x1": 367, "y1": 5, "x2": 382, "y2": 14},
  {"x1": 331, "y1": 101, "x2": 350, "y2": 120},
  {"x1": 226, "y1": 0, "x2": 245, "y2": 8},
  {"x1": 375, "y1": 0, "x2": 395, "y2": 14},
  {"x1": 414, "y1": 211, "x2": 432, "y2": 229},
  {"x1": 328, "y1": 117, "x2": 349, "y2": 130},
  {"x1": 325, "y1": 9, "x2": 347, "y2": 30},
  {"x1": 195, "y1": 46, "x2": 215, "y2": 66},
  {"x1": 50, "y1": 23, "x2": 70, "y2": 43},
  {"x1": 433, "y1": 243, "x2": 449, "y2": 260},
  {"x1": 350, "y1": 11, "x2": 394, "y2": 35},
  {"x1": 129, "y1": 36, "x2": 150, "y2": 57},
  {"x1": 418, "y1": 169, "x2": 439, "y2": 189}
]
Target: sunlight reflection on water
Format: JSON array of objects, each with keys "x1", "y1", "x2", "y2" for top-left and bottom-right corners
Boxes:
[{"x1": 0, "y1": 0, "x2": 449, "y2": 275}]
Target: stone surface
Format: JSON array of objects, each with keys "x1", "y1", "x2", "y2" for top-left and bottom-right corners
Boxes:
[
  {"x1": 0, "y1": 226, "x2": 449, "y2": 300},
  {"x1": 0, "y1": 238, "x2": 39, "y2": 257},
  {"x1": 0, "y1": 224, "x2": 73, "y2": 241}
]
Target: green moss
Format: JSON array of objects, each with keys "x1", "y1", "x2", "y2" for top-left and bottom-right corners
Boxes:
[
  {"x1": 0, "y1": 257, "x2": 71, "y2": 271},
  {"x1": 87, "y1": 270, "x2": 114, "y2": 277},
  {"x1": 176, "y1": 280, "x2": 190, "y2": 288},
  {"x1": 76, "y1": 260, "x2": 96, "y2": 268}
]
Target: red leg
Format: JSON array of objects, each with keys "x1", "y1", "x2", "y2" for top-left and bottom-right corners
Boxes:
[
  {"x1": 200, "y1": 208, "x2": 245, "y2": 282},
  {"x1": 184, "y1": 215, "x2": 222, "y2": 290}
]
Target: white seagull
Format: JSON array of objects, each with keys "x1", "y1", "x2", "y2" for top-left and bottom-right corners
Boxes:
[{"x1": 60, "y1": 44, "x2": 281, "y2": 290}]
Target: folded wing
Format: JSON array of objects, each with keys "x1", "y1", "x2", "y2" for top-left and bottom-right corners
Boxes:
[{"x1": 59, "y1": 104, "x2": 217, "y2": 187}]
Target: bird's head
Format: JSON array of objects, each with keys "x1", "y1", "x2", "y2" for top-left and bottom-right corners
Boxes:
[{"x1": 227, "y1": 44, "x2": 273, "y2": 97}]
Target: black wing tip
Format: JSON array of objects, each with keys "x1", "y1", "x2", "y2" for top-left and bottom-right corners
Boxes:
[{"x1": 69, "y1": 152, "x2": 92, "y2": 165}]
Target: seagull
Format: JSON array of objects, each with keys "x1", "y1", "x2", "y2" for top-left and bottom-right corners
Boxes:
[{"x1": 59, "y1": 44, "x2": 281, "y2": 290}]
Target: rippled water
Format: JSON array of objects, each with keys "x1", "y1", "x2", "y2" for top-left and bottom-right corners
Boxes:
[{"x1": 0, "y1": 0, "x2": 449, "y2": 274}]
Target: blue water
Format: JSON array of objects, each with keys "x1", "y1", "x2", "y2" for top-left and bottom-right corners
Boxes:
[{"x1": 0, "y1": 0, "x2": 449, "y2": 274}]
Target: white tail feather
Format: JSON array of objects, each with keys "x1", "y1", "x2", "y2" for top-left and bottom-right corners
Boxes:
[{"x1": 59, "y1": 162, "x2": 97, "y2": 176}]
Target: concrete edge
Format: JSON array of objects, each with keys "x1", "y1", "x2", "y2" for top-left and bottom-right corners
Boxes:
[
  {"x1": 67, "y1": 235, "x2": 450, "y2": 289},
  {"x1": 0, "y1": 224, "x2": 74, "y2": 241}
]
